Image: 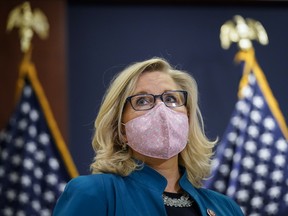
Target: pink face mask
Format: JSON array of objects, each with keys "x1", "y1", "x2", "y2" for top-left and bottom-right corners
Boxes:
[{"x1": 124, "y1": 103, "x2": 189, "y2": 159}]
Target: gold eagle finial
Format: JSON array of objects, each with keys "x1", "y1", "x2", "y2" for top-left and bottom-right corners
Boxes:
[
  {"x1": 220, "y1": 15, "x2": 268, "y2": 50},
  {"x1": 6, "y1": 1, "x2": 49, "y2": 53}
]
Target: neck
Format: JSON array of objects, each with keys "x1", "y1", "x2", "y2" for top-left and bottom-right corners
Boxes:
[{"x1": 137, "y1": 154, "x2": 181, "y2": 193}]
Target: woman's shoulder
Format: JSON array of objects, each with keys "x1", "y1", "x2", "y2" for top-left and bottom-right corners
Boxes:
[
  {"x1": 53, "y1": 173, "x2": 117, "y2": 215},
  {"x1": 197, "y1": 187, "x2": 231, "y2": 200},
  {"x1": 196, "y1": 187, "x2": 244, "y2": 215},
  {"x1": 197, "y1": 187, "x2": 236, "y2": 204},
  {"x1": 65, "y1": 173, "x2": 120, "y2": 194}
]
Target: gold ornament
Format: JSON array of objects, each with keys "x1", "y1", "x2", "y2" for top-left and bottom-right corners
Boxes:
[
  {"x1": 220, "y1": 15, "x2": 268, "y2": 50},
  {"x1": 6, "y1": 1, "x2": 49, "y2": 53}
]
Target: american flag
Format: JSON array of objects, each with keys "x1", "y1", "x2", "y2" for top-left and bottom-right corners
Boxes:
[
  {"x1": 205, "y1": 49, "x2": 288, "y2": 216},
  {"x1": 0, "y1": 71, "x2": 77, "y2": 215}
]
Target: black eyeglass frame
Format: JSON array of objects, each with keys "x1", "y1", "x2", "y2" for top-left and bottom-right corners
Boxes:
[{"x1": 125, "y1": 90, "x2": 188, "y2": 111}]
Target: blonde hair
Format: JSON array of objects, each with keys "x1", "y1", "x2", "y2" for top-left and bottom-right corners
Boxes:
[{"x1": 90, "y1": 57, "x2": 216, "y2": 187}]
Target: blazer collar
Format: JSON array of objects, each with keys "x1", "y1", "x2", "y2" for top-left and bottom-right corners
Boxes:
[
  {"x1": 128, "y1": 163, "x2": 167, "y2": 193},
  {"x1": 128, "y1": 162, "x2": 208, "y2": 215},
  {"x1": 128, "y1": 162, "x2": 194, "y2": 194}
]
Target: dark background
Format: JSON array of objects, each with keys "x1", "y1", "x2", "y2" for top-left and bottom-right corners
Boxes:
[{"x1": 67, "y1": 2, "x2": 288, "y2": 174}]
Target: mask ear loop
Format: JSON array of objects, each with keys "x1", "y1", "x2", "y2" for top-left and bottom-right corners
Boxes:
[
  {"x1": 122, "y1": 143, "x2": 128, "y2": 151},
  {"x1": 120, "y1": 122, "x2": 128, "y2": 151}
]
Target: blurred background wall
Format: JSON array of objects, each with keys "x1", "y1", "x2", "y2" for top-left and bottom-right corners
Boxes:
[{"x1": 1, "y1": 0, "x2": 287, "y2": 175}]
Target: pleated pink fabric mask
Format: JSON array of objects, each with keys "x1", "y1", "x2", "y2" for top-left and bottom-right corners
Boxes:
[{"x1": 124, "y1": 103, "x2": 189, "y2": 159}]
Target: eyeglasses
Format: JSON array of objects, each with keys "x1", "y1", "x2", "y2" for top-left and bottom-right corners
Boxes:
[{"x1": 126, "y1": 90, "x2": 188, "y2": 111}]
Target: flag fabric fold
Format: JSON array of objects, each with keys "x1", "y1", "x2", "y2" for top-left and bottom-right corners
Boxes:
[
  {"x1": 205, "y1": 48, "x2": 288, "y2": 216},
  {"x1": 0, "y1": 54, "x2": 78, "y2": 216}
]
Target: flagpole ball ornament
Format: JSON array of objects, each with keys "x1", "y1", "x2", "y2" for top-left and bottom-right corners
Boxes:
[
  {"x1": 6, "y1": 1, "x2": 49, "y2": 53},
  {"x1": 220, "y1": 15, "x2": 268, "y2": 50}
]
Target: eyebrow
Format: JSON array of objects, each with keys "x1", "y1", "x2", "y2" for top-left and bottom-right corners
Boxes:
[
  {"x1": 133, "y1": 91, "x2": 148, "y2": 95},
  {"x1": 132, "y1": 90, "x2": 178, "y2": 95}
]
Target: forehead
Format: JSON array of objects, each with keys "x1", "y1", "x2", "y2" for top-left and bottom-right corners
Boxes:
[{"x1": 133, "y1": 71, "x2": 179, "y2": 94}]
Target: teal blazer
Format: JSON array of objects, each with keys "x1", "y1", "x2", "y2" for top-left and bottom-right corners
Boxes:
[{"x1": 53, "y1": 165, "x2": 243, "y2": 216}]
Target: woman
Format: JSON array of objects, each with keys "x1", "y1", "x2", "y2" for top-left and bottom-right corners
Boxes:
[{"x1": 53, "y1": 57, "x2": 243, "y2": 215}]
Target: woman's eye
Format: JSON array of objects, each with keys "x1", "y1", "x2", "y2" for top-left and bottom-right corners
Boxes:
[
  {"x1": 136, "y1": 97, "x2": 150, "y2": 106},
  {"x1": 165, "y1": 95, "x2": 177, "y2": 103}
]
